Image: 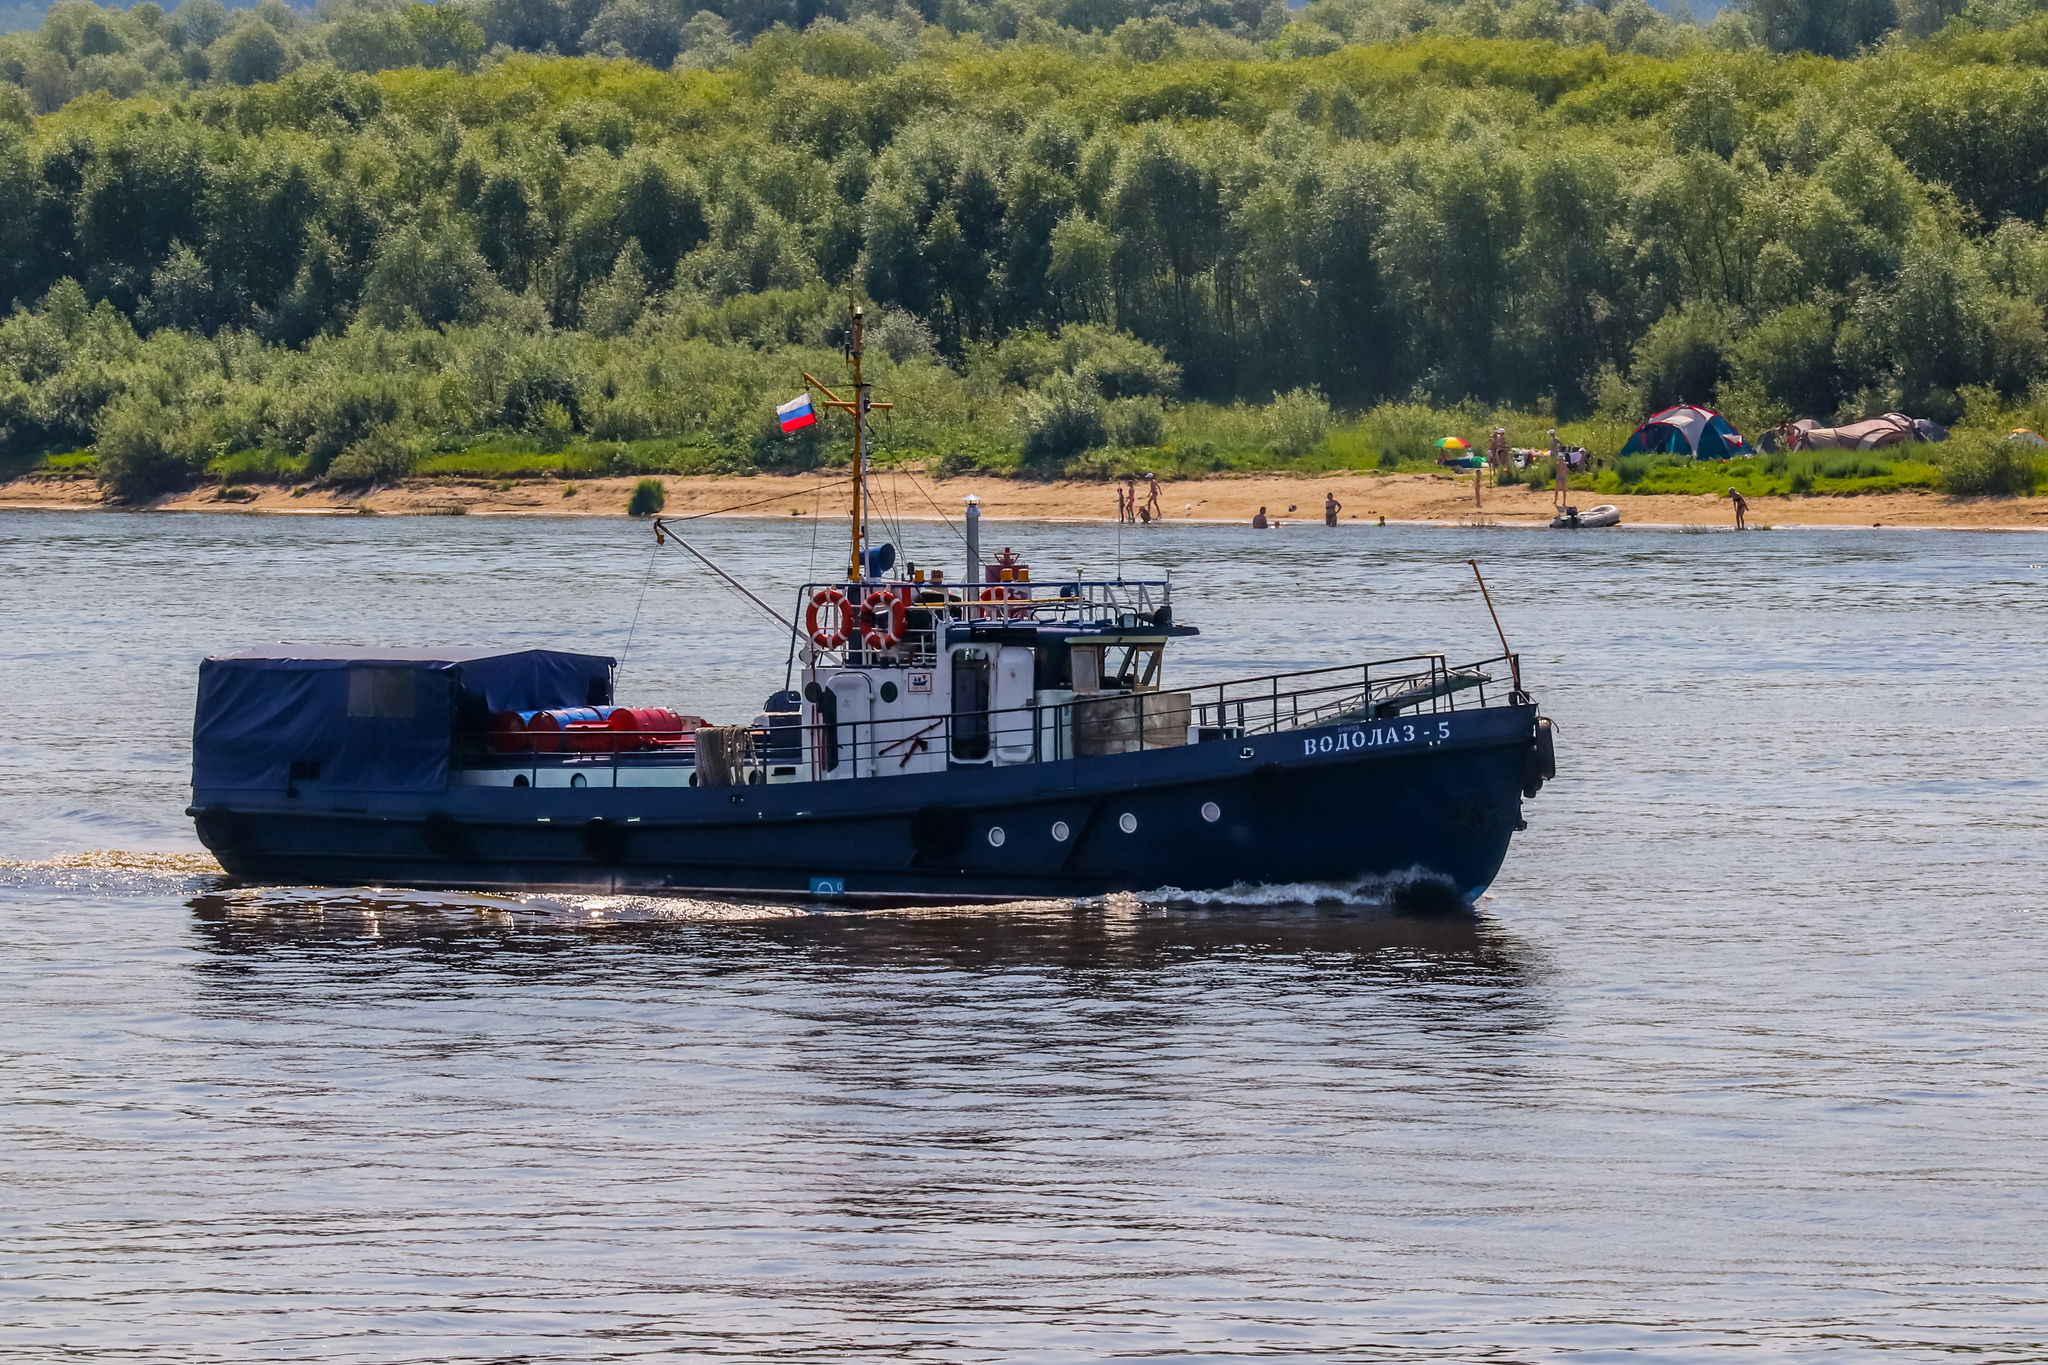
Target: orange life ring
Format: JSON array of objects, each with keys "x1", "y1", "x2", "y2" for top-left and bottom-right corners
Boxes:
[
  {"x1": 806, "y1": 587, "x2": 852, "y2": 649},
  {"x1": 861, "y1": 585, "x2": 909, "y2": 650}
]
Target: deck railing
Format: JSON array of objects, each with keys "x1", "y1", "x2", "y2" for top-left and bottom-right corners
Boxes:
[
  {"x1": 794, "y1": 577, "x2": 1175, "y2": 665},
  {"x1": 454, "y1": 652, "x2": 1520, "y2": 787}
]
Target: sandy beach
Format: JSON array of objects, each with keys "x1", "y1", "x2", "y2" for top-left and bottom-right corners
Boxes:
[{"x1": 5, "y1": 469, "x2": 2046, "y2": 530}]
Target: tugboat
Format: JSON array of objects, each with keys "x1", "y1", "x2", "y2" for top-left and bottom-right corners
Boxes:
[{"x1": 187, "y1": 304, "x2": 1556, "y2": 905}]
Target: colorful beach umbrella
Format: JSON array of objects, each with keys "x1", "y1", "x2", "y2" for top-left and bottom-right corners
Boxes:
[{"x1": 1433, "y1": 436, "x2": 1469, "y2": 449}]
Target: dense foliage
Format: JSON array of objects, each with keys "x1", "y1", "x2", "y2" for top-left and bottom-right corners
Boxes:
[{"x1": 9, "y1": 6, "x2": 2048, "y2": 498}]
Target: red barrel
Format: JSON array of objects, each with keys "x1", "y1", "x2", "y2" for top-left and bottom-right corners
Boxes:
[
  {"x1": 527, "y1": 707, "x2": 615, "y2": 754},
  {"x1": 488, "y1": 711, "x2": 540, "y2": 754},
  {"x1": 606, "y1": 707, "x2": 699, "y2": 750}
]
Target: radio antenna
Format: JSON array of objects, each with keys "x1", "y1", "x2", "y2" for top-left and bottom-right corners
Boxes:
[{"x1": 1468, "y1": 560, "x2": 1520, "y2": 694}]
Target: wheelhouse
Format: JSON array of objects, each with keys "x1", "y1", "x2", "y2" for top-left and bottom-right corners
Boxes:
[{"x1": 790, "y1": 574, "x2": 1194, "y2": 782}]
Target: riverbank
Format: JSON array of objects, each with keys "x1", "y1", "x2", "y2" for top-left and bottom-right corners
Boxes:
[{"x1": 5, "y1": 470, "x2": 2046, "y2": 529}]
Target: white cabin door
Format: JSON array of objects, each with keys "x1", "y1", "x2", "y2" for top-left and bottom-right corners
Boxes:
[
  {"x1": 826, "y1": 673, "x2": 874, "y2": 779},
  {"x1": 993, "y1": 646, "x2": 1035, "y2": 763}
]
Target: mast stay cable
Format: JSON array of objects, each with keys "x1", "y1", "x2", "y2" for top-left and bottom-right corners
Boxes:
[
  {"x1": 615, "y1": 477, "x2": 847, "y2": 687},
  {"x1": 653, "y1": 517, "x2": 796, "y2": 637}
]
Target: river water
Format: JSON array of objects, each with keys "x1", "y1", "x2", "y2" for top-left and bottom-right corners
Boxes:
[{"x1": 1, "y1": 508, "x2": 2044, "y2": 1361}]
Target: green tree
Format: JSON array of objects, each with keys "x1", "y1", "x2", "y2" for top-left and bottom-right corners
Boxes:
[
  {"x1": 1748, "y1": 0, "x2": 1896, "y2": 54},
  {"x1": 359, "y1": 223, "x2": 501, "y2": 328},
  {"x1": 1630, "y1": 302, "x2": 1737, "y2": 411},
  {"x1": 1728, "y1": 303, "x2": 1842, "y2": 419},
  {"x1": 220, "y1": 21, "x2": 287, "y2": 84},
  {"x1": 404, "y1": 3, "x2": 485, "y2": 70}
]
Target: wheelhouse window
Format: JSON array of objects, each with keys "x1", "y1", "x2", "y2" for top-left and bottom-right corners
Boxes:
[
  {"x1": 1108, "y1": 645, "x2": 1164, "y2": 691},
  {"x1": 1070, "y1": 644, "x2": 1163, "y2": 692},
  {"x1": 816, "y1": 685, "x2": 840, "y2": 772},
  {"x1": 1070, "y1": 645, "x2": 1101, "y2": 693}
]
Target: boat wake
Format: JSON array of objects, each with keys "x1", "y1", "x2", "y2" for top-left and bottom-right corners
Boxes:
[
  {"x1": 520, "y1": 892, "x2": 813, "y2": 922},
  {"x1": 0, "y1": 848, "x2": 228, "y2": 896},
  {"x1": 1120, "y1": 866, "x2": 1475, "y2": 911},
  {"x1": 0, "y1": 849, "x2": 224, "y2": 875}
]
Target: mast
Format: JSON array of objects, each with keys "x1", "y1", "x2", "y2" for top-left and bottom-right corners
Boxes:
[
  {"x1": 800, "y1": 296, "x2": 891, "y2": 584},
  {"x1": 850, "y1": 304, "x2": 864, "y2": 583}
]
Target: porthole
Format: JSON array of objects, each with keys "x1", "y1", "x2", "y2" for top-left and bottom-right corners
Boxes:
[
  {"x1": 1201, "y1": 801, "x2": 1221, "y2": 823},
  {"x1": 1119, "y1": 812, "x2": 1138, "y2": 834},
  {"x1": 988, "y1": 826, "x2": 1006, "y2": 847},
  {"x1": 570, "y1": 773, "x2": 588, "y2": 788},
  {"x1": 1051, "y1": 821, "x2": 1069, "y2": 842},
  {"x1": 880, "y1": 681, "x2": 899, "y2": 703},
  {"x1": 513, "y1": 774, "x2": 530, "y2": 788}
]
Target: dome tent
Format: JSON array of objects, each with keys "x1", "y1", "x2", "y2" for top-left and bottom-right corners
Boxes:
[
  {"x1": 1619, "y1": 404, "x2": 1753, "y2": 460},
  {"x1": 1791, "y1": 413, "x2": 1947, "y2": 449}
]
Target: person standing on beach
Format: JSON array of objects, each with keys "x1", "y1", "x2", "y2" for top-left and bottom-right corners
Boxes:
[
  {"x1": 1146, "y1": 473, "x2": 1162, "y2": 520},
  {"x1": 1550, "y1": 429, "x2": 1568, "y2": 508},
  {"x1": 1730, "y1": 486, "x2": 1748, "y2": 529},
  {"x1": 1116, "y1": 485, "x2": 1127, "y2": 523},
  {"x1": 1324, "y1": 492, "x2": 1341, "y2": 526}
]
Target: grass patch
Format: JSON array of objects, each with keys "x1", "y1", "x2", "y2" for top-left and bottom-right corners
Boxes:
[
  {"x1": 205, "y1": 448, "x2": 308, "y2": 482},
  {"x1": 410, "y1": 438, "x2": 762, "y2": 480},
  {"x1": 2, "y1": 449, "x2": 100, "y2": 479},
  {"x1": 413, "y1": 449, "x2": 598, "y2": 479},
  {"x1": 1594, "y1": 453, "x2": 1941, "y2": 497}
]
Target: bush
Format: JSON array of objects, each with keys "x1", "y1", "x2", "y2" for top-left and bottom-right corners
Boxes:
[
  {"x1": 991, "y1": 326, "x2": 1180, "y2": 399},
  {"x1": 1938, "y1": 432, "x2": 2040, "y2": 496},
  {"x1": 94, "y1": 397, "x2": 205, "y2": 503},
  {"x1": 1266, "y1": 386, "x2": 1331, "y2": 458},
  {"x1": 535, "y1": 401, "x2": 574, "y2": 453},
  {"x1": 627, "y1": 477, "x2": 666, "y2": 515},
  {"x1": 1107, "y1": 396, "x2": 1165, "y2": 449},
  {"x1": 1359, "y1": 402, "x2": 1460, "y2": 467},
  {"x1": 1019, "y1": 373, "x2": 1107, "y2": 466},
  {"x1": 283, "y1": 377, "x2": 407, "y2": 475},
  {"x1": 1614, "y1": 454, "x2": 1647, "y2": 486},
  {"x1": 327, "y1": 427, "x2": 416, "y2": 484},
  {"x1": 928, "y1": 447, "x2": 1002, "y2": 478}
]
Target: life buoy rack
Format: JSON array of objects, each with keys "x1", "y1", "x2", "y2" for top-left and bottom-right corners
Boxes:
[
  {"x1": 861, "y1": 585, "x2": 909, "y2": 650},
  {"x1": 807, "y1": 585, "x2": 910, "y2": 650},
  {"x1": 806, "y1": 587, "x2": 853, "y2": 649}
]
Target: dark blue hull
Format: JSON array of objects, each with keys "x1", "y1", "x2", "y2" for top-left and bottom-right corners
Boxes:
[{"x1": 193, "y1": 704, "x2": 1541, "y2": 904}]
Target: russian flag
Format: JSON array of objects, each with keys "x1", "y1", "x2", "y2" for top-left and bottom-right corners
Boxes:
[{"x1": 777, "y1": 392, "x2": 816, "y2": 433}]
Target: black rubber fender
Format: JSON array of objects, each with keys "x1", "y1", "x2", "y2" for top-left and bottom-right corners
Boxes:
[
  {"x1": 1523, "y1": 717, "x2": 1557, "y2": 798},
  {"x1": 193, "y1": 803, "x2": 241, "y2": 852},
  {"x1": 581, "y1": 816, "x2": 628, "y2": 864}
]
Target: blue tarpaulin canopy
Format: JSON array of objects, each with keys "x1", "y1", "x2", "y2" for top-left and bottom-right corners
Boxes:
[{"x1": 193, "y1": 647, "x2": 616, "y2": 795}]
